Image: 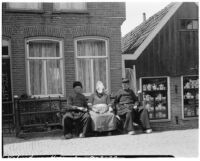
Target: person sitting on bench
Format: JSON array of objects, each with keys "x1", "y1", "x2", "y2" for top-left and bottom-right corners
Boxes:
[{"x1": 62, "y1": 81, "x2": 91, "y2": 139}]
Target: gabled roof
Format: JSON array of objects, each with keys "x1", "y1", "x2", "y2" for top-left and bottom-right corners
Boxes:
[{"x1": 122, "y1": 2, "x2": 182, "y2": 58}]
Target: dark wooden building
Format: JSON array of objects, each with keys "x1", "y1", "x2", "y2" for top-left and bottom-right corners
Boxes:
[{"x1": 122, "y1": 2, "x2": 198, "y2": 130}]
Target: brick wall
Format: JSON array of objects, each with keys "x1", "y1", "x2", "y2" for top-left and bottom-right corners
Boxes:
[{"x1": 2, "y1": 2, "x2": 125, "y2": 97}]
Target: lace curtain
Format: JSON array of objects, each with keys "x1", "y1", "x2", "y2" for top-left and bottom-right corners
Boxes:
[
  {"x1": 29, "y1": 41, "x2": 62, "y2": 96},
  {"x1": 77, "y1": 40, "x2": 107, "y2": 93}
]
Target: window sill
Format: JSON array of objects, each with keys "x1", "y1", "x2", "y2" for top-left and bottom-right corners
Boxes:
[
  {"x1": 179, "y1": 29, "x2": 198, "y2": 31},
  {"x1": 150, "y1": 119, "x2": 171, "y2": 123},
  {"x1": 5, "y1": 9, "x2": 44, "y2": 14},
  {"x1": 182, "y1": 117, "x2": 198, "y2": 120},
  {"x1": 52, "y1": 10, "x2": 89, "y2": 14}
]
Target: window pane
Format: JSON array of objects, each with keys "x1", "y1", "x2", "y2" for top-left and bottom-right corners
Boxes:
[
  {"x1": 77, "y1": 59, "x2": 92, "y2": 93},
  {"x1": 186, "y1": 20, "x2": 193, "y2": 29},
  {"x1": 54, "y1": 3, "x2": 86, "y2": 11},
  {"x1": 77, "y1": 39, "x2": 106, "y2": 56},
  {"x1": 29, "y1": 60, "x2": 45, "y2": 95},
  {"x1": 46, "y1": 60, "x2": 62, "y2": 94},
  {"x1": 8, "y1": 3, "x2": 41, "y2": 10},
  {"x1": 29, "y1": 41, "x2": 59, "y2": 57},
  {"x1": 192, "y1": 20, "x2": 198, "y2": 29},
  {"x1": 93, "y1": 59, "x2": 107, "y2": 90},
  {"x1": 2, "y1": 40, "x2": 9, "y2": 56}
]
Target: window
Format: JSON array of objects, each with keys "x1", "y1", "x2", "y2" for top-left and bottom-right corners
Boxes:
[
  {"x1": 180, "y1": 19, "x2": 198, "y2": 30},
  {"x1": 182, "y1": 76, "x2": 198, "y2": 118},
  {"x1": 75, "y1": 38, "x2": 109, "y2": 95},
  {"x1": 141, "y1": 77, "x2": 170, "y2": 120},
  {"x1": 7, "y1": 3, "x2": 42, "y2": 10},
  {"x1": 53, "y1": 3, "x2": 86, "y2": 11},
  {"x1": 26, "y1": 39, "x2": 64, "y2": 97},
  {"x1": 2, "y1": 40, "x2": 10, "y2": 57}
]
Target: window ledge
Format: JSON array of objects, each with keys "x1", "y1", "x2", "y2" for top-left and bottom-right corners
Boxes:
[
  {"x1": 179, "y1": 29, "x2": 198, "y2": 31},
  {"x1": 52, "y1": 10, "x2": 89, "y2": 14},
  {"x1": 150, "y1": 119, "x2": 171, "y2": 123},
  {"x1": 182, "y1": 117, "x2": 198, "y2": 121},
  {"x1": 5, "y1": 9, "x2": 44, "y2": 14}
]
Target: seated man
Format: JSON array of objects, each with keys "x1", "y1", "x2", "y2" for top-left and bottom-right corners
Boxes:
[
  {"x1": 62, "y1": 81, "x2": 91, "y2": 139},
  {"x1": 132, "y1": 91, "x2": 152, "y2": 134},
  {"x1": 114, "y1": 78, "x2": 138, "y2": 135}
]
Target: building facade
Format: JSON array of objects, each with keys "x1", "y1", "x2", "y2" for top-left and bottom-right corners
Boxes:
[
  {"x1": 122, "y1": 2, "x2": 199, "y2": 130},
  {"x1": 2, "y1": 2, "x2": 125, "y2": 134}
]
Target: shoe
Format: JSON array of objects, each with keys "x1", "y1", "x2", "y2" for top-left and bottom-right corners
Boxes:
[
  {"x1": 133, "y1": 122, "x2": 139, "y2": 126},
  {"x1": 128, "y1": 131, "x2": 136, "y2": 135},
  {"x1": 64, "y1": 133, "x2": 72, "y2": 139},
  {"x1": 79, "y1": 133, "x2": 85, "y2": 138},
  {"x1": 145, "y1": 129, "x2": 152, "y2": 134}
]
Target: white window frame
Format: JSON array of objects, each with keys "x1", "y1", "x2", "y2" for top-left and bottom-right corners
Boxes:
[
  {"x1": 25, "y1": 37, "x2": 65, "y2": 98},
  {"x1": 53, "y1": 2, "x2": 87, "y2": 11},
  {"x1": 7, "y1": 2, "x2": 42, "y2": 10},
  {"x1": 181, "y1": 75, "x2": 199, "y2": 120},
  {"x1": 139, "y1": 76, "x2": 171, "y2": 122},
  {"x1": 74, "y1": 37, "x2": 110, "y2": 96}
]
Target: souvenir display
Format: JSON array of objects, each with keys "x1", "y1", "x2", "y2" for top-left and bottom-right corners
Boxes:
[
  {"x1": 142, "y1": 77, "x2": 168, "y2": 120},
  {"x1": 183, "y1": 76, "x2": 199, "y2": 118}
]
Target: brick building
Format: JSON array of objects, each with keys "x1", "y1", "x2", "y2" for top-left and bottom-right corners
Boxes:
[
  {"x1": 2, "y1": 2, "x2": 125, "y2": 134},
  {"x1": 122, "y1": 2, "x2": 198, "y2": 130}
]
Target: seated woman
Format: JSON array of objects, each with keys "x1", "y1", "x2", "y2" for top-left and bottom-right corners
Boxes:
[{"x1": 88, "y1": 81, "x2": 117, "y2": 134}]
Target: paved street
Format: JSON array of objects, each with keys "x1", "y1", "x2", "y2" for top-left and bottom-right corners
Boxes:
[{"x1": 3, "y1": 129, "x2": 199, "y2": 157}]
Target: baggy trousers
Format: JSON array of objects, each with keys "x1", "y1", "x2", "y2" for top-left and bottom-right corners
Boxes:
[
  {"x1": 63, "y1": 112, "x2": 91, "y2": 136},
  {"x1": 118, "y1": 111, "x2": 134, "y2": 132},
  {"x1": 132, "y1": 108, "x2": 151, "y2": 130}
]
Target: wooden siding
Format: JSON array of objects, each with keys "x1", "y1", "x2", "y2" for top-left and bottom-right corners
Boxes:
[{"x1": 125, "y1": 3, "x2": 198, "y2": 78}]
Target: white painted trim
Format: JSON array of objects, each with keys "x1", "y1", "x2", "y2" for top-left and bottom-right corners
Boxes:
[
  {"x1": 122, "y1": 2, "x2": 182, "y2": 60},
  {"x1": 74, "y1": 36, "x2": 110, "y2": 95},
  {"x1": 140, "y1": 76, "x2": 171, "y2": 121},
  {"x1": 76, "y1": 56, "x2": 107, "y2": 59},
  {"x1": 181, "y1": 76, "x2": 184, "y2": 119}
]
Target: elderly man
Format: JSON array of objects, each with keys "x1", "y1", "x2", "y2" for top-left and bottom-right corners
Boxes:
[
  {"x1": 62, "y1": 81, "x2": 91, "y2": 139},
  {"x1": 114, "y1": 78, "x2": 138, "y2": 135},
  {"x1": 114, "y1": 78, "x2": 152, "y2": 135}
]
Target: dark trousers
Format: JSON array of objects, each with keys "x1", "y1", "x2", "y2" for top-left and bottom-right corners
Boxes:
[
  {"x1": 132, "y1": 108, "x2": 151, "y2": 130},
  {"x1": 117, "y1": 111, "x2": 134, "y2": 132},
  {"x1": 63, "y1": 112, "x2": 91, "y2": 136}
]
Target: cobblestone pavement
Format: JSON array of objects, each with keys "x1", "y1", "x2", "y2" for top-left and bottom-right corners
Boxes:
[{"x1": 3, "y1": 129, "x2": 199, "y2": 157}]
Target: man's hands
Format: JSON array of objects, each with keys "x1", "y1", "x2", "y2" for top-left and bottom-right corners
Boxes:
[{"x1": 72, "y1": 106, "x2": 87, "y2": 112}]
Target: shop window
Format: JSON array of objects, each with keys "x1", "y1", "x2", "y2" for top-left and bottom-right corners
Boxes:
[
  {"x1": 182, "y1": 76, "x2": 199, "y2": 118},
  {"x1": 7, "y1": 3, "x2": 42, "y2": 10},
  {"x1": 75, "y1": 38, "x2": 109, "y2": 95},
  {"x1": 26, "y1": 39, "x2": 64, "y2": 97},
  {"x1": 53, "y1": 3, "x2": 87, "y2": 11},
  {"x1": 180, "y1": 19, "x2": 198, "y2": 30},
  {"x1": 141, "y1": 77, "x2": 169, "y2": 120}
]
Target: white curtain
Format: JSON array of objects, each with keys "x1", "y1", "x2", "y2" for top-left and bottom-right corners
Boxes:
[
  {"x1": 54, "y1": 3, "x2": 86, "y2": 10},
  {"x1": 77, "y1": 40, "x2": 107, "y2": 93},
  {"x1": 8, "y1": 3, "x2": 41, "y2": 10},
  {"x1": 125, "y1": 66, "x2": 137, "y2": 94},
  {"x1": 29, "y1": 41, "x2": 62, "y2": 95}
]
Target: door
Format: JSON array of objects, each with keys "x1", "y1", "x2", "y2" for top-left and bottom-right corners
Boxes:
[{"x1": 2, "y1": 39, "x2": 14, "y2": 134}]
